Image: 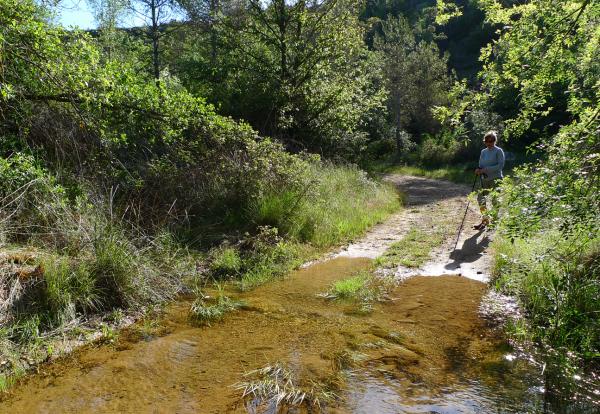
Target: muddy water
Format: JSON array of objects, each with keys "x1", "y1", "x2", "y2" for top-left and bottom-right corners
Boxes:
[{"x1": 0, "y1": 258, "x2": 561, "y2": 413}]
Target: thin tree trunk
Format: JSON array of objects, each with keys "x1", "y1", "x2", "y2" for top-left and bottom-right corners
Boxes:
[
  {"x1": 210, "y1": 0, "x2": 219, "y2": 66},
  {"x1": 151, "y1": 0, "x2": 160, "y2": 85},
  {"x1": 277, "y1": 0, "x2": 287, "y2": 84}
]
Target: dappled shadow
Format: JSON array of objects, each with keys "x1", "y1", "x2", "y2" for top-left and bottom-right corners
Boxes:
[
  {"x1": 387, "y1": 175, "x2": 470, "y2": 206},
  {"x1": 445, "y1": 230, "x2": 490, "y2": 272}
]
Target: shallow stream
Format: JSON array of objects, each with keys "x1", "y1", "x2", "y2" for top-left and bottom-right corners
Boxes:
[{"x1": 0, "y1": 257, "x2": 596, "y2": 413}]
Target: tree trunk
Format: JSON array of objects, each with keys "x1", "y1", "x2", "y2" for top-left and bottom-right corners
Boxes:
[
  {"x1": 151, "y1": 0, "x2": 160, "y2": 85},
  {"x1": 209, "y1": 0, "x2": 219, "y2": 66},
  {"x1": 276, "y1": 0, "x2": 287, "y2": 84}
]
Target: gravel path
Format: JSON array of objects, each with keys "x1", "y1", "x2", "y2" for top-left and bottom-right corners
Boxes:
[{"x1": 335, "y1": 175, "x2": 494, "y2": 282}]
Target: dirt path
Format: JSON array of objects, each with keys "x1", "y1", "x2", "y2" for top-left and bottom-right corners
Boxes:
[{"x1": 336, "y1": 174, "x2": 493, "y2": 281}]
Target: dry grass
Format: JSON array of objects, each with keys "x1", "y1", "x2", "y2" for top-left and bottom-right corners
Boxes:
[{"x1": 234, "y1": 363, "x2": 338, "y2": 412}]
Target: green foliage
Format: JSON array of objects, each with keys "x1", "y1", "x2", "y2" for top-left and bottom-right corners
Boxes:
[
  {"x1": 492, "y1": 232, "x2": 599, "y2": 359},
  {"x1": 209, "y1": 247, "x2": 242, "y2": 278},
  {"x1": 412, "y1": 134, "x2": 464, "y2": 166},
  {"x1": 237, "y1": 227, "x2": 304, "y2": 291},
  {"x1": 202, "y1": 162, "x2": 401, "y2": 290},
  {"x1": 41, "y1": 256, "x2": 99, "y2": 321},
  {"x1": 330, "y1": 273, "x2": 370, "y2": 300},
  {"x1": 438, "y1": 0, "x2": 599, "y2": 144},
  {"x1": 89, "y1": 228, "x2": 136, "y2": 309},
  {"x1": 202, "y1": 227, "x2": 307, "y2": 290},
  {"x1": 375, "y1": 15, "x2": 453, "y2": 139},
  {"x1": 172, "y1": 0, "x2": 387, "y2": 156},
  {"x1": 0, "y1": 154, "x2": 67, "y2": 242},
  {"x1": 431, "y1": 0, "x2": 600, "y2": 364},
  {"x1": 325, "y1": 270, "x2": 396, "y2": 311},
  {"x1": 498, "y1": 117, "x2": 599, "y2": 239}
]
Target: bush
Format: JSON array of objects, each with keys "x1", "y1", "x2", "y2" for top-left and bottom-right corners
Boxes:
[
  {"x1": 209, "y1": 247, "x2": 242, "y2": 279},
  {"x1": 0, "y1": 154, "x2": 67, "y2": 243},
  {"x1": 89, "y1": 228, "x2": 136, "y2": 309},
  {"x1": 413, "y1": 134, "x2": 464, "y2": 166},
  {"x1": 492, "y1": 231, "x2": 599, "y2": 358}
]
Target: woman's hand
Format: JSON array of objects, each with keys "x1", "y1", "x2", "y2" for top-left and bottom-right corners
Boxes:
[{"x1": 475, "y1": 168, "x2": 485, "y2": 176}]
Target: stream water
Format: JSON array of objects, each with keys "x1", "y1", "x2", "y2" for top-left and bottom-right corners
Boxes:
[{"x1": 0, "y1": 257, "x2": 597, "y2": 413}]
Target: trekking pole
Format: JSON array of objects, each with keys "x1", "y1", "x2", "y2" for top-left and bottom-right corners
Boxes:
[{"x1": 452, "y1": 173, "x2": 479, "y2": 253}]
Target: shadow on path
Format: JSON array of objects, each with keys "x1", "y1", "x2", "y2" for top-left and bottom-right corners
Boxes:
[{"x1": 445, "y1": 230, "x2": 490, "y2": 271}]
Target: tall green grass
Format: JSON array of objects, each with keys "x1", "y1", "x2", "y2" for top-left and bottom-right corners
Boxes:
[
  {"x1": 251, "y1": 163, "x2": 401, "y2": 247},
  {"x1": 194, "y1": 163, "x2": 401, "y2": 305},
  {"x1": 201, "y1": 163, "x2": 401, "y2": 291},
  {"x1": 492, "y1": 231, "x2": 599, "y2": 360}
]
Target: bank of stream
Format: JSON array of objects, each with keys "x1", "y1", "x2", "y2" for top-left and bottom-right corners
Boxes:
[{"x1": 0, "y1": 175, "x2": 596, "y2": 413}]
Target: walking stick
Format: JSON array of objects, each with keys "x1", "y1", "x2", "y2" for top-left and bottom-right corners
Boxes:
[{"x1": 452, "y1": 174, "x2": 479, "y2": 253}]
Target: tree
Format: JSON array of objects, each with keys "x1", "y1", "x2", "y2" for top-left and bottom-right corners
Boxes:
[
  {"x1": 129, "y1": 0, "x2": 180, "y2": 82},
  {"x1": 176, "y1": 0, "x2": 233, "y2": 64},
  {"x1": 87, "y1": 0, "x2": 129, "y2": 58},
  {"x1": 205, "y1": 0, "x2": 386, "y2": 155},
  {"x1": 375, "y1": 16, "x2": 452, "y2": 143}
]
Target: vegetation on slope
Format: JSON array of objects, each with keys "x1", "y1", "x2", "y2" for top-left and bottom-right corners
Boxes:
[{"x1": 0, "y1": 0, "x2": 400, "y2": 376}]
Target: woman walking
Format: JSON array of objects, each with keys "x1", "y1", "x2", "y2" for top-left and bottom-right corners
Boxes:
[{"x1": 474, "y1": 131, "x2": 505, "y2": 230}]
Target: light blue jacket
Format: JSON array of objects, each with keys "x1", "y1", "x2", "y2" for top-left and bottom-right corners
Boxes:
[{"x1": 479, "y1": 146, "x2": 505, "y2": 181}]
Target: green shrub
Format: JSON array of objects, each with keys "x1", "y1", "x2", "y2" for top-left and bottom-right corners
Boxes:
[
  {"x1": 237, "y1": 227, "x2": 304, "y2": 290},
  {"x1": 413, "y1": 135, "x2": 465, "y2": 166},
  {"x1": 42, "y1": 256, "x2": 100, "y2": 319},
  {"x1": 209, "y1": 247, "x2": 242, "y2": 278},
  {"x1": 492, "y1": 231, "x2": 599, "y2": 359},
  {"x1": 0, "y1": 154, "x2": 67, "y2": 243}
]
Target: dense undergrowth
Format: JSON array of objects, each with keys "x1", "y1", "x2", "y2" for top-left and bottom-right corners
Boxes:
[
  {"x1": 0, "y1": 0, "x2": 400, "y2": 379},
  {"x1": 490, "y1": 116, "x2": 600, "y2": 365},
  {"x1": 197, "y1": 164, "x2": 399, "y2": 292}
]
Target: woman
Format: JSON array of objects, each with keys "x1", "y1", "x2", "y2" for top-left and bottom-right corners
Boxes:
[{"x1": 474, "y1": 131, "x2": 505, "y2": 230}]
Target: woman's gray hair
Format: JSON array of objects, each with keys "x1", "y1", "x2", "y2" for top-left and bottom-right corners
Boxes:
[{"x1": 484, "y1": 130, "x2": 498, "y2": 142}]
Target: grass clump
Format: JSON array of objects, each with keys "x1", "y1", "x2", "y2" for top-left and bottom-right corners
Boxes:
[
  {"x1": 376, "y1": 227, "x2": 446, "y2": 269},
  {"x1": 40, "y1": 255, "x2": 100, "y2": 322},
  {"x1": 330, "y1": 273, "x2": 370, "y2": 300},
  {"x1": 88, "y1": 229, "x2": 137, "y2": 310},
  {"x1": 323, "y1": 270, "x2": 396, "y2": 314},
  {"x1": 235, "y1": 363, "x2": 337, "y2": 411},
  {"x1": 204, "y1": 227, "x2": 310, "y2": 291},
  {"x1": 190, "y1": 286, "x2": 244, "y2": 326}
]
